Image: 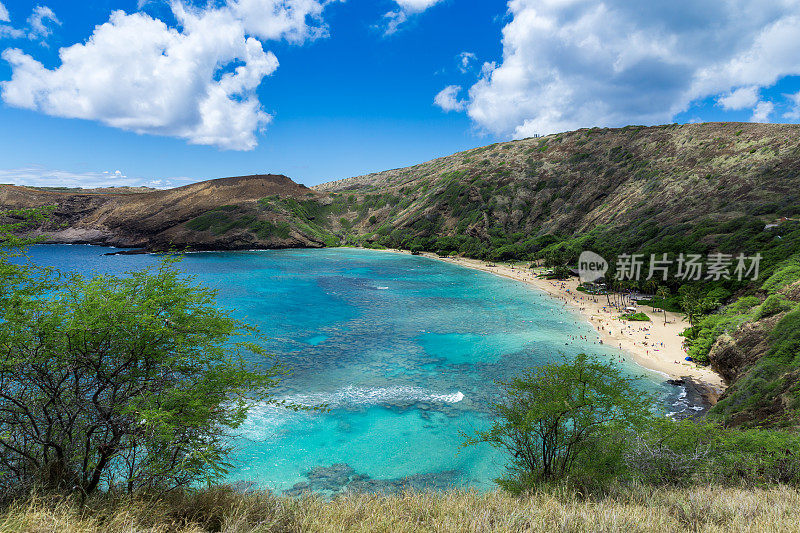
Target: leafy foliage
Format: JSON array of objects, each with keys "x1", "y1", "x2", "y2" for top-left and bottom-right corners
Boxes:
[
  {"x1": 621, "y1": 312, "x2": 651, "y2": 321},
  {"x1": 466, "y1": 354, "x2": 653, "y2": 489},
  {"x1": 0, "y1": 256, "x2": 285, "y2": 498},
  {"x1": 475, "y1": 358, "x2": 800, "y2": 493},
  {"x1": 711, "y1": 305, "x2": 800, "y2": 427},
  {"x1": 620, "y1": 418, "x2": 800, "y2": 486}
]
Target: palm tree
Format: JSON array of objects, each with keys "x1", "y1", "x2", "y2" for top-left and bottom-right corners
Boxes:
[
  {"x1": 644, "y1": 279, "x2": 658, "y2": 306},
  {"x1": 608, "y1": 279, "x2": 618, "y2": 308},
  {"x1": 619, "y1": 280, "x2": 633, "y2": 308},
  {"x1": 678, "y1": 285, "x2": 713, "y2": 337},
  {"x1": 656, "y1": 286, "x2": 670, "y2": 325}
]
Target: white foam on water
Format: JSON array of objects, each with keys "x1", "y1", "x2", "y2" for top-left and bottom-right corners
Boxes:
[
  {"x1": 281, "y1": 385, "x2": 466, "y2": 408},
  {"x1": 236, "y1": 386, "x2": 465, "y2": 441}
]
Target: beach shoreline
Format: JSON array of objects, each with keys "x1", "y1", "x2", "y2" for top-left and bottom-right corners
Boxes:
[{"x1": 379, "y1": 248, "x2": 726, "y2": 403}]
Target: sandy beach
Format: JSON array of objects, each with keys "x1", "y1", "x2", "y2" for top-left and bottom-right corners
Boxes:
[{"x1": 384, "y1": 249, "x2": 726, "y2": 401}]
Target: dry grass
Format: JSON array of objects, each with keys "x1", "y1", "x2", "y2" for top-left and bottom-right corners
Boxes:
[{"x1": 0, "y1": 485, "x2": 798, "y2": 533}]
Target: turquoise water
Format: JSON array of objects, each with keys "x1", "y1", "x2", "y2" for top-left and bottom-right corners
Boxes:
[{"x1": 20, "y1": 246, "x2": 684, "y2": 493}]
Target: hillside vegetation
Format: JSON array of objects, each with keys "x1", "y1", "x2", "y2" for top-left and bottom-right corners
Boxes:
[
  {"x1": 4, "y1": 122, "x2": 800, "y2": 256},
  {"x1": 0, "y1": 175, "x2": 333, "y2": 250},
  {"x1": 3, "y1": 125, "x2": 800, "y2": 528},
  {"x1": 317, "y1": 122, "x2": 800, "y2": 256}
]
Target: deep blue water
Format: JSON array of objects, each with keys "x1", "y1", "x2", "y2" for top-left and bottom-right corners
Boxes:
[{"x1": 19, "y1": 245, "x2": 683, "y2": 493}]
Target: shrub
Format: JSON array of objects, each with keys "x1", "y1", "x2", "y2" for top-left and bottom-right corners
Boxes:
[
  {"x1": 0, "y1": 257, "x2": 285, "y2": 498},
  {"x1": 761, "y1": 258, "x2": 800, "y2": 294},
  {"x1": 755, "y1": 294, "x2": 795, "y2": 320},
  {"x1": 622, "y1": 312, "x2": 651, "y2": 321},
  {"x1": 466, "y1": 354, "x2": 653, "y2": 490}
]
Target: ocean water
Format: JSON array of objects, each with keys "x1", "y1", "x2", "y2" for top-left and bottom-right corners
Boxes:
[{"x1": 19, "y1": 245, "x2": 686, "y2": 493}]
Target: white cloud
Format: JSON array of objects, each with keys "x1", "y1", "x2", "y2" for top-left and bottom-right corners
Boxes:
[
  {"x1": 784, "y1": 91, "x2": 800, "y2": 119},
  {"x1": 463, "y1": 0, "x2": 800, "y2": 138},
  {"x1": 382, "y1": 0, "x2": 443, "y2": 35},
  {"x1": 458, "y1": 51, "x2": 476, "y2": 74},
  {"x1": 751, "y1": 101, "x2": 774, "y2": 123},
  {"x1": 0, "y1": 167, "x2": 189, "y2": 189},
  {"x1": 1, "y1": 1, "x2": 334, "y2": 151},
  {"x1": 27, "y1": 5, "x2": 60, "y2": 40},
  {"x1": 0, "y1": 2, "x2": 58, "y2": 40},
  {"x1": 230, "y1": 0, "x2": 334, "y2": 43},
  {"x1": 394, "y1": 0, "x2": 442, "y2": 11},
  {"x1": 717, "y1": 86, "x2": 759, "y2": 111},
  {"x1": 0, "y1": 24, "x2": 23, "y2": 39},
  {"x1": 434, "y1": 85, "x2": 466, "y2": 112}
]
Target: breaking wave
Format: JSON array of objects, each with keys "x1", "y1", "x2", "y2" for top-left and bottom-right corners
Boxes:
[
  {"x1": 282, "y1": 385, "x2": 465, "y2": 408},
  {"x1": 237, "y1": 386, "x2": 465, "y2": 440}
]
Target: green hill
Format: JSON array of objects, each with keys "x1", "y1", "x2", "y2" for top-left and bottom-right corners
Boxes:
[{"x1": 3, "y1": 121, "x2": 800, "y2": 428}]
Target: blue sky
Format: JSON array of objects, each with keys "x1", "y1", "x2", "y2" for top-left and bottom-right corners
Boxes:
[{"x1": 1, "y1": 0, "x2": 800, "y2": 188}]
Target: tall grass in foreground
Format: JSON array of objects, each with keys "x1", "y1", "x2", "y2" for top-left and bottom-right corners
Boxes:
[{"x1": 1, "y1": 485, "x2": 798, "y2": 533}]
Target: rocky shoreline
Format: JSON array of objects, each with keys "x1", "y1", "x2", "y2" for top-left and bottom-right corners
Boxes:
[{"x1": 667, "y1": 377, "x2": 720, "y2": 418}]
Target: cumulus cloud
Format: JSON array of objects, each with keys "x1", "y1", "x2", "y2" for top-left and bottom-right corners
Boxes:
[
  {"x1": 461, "y1": 0, "x2": 800, "y2": 138},
  {"x1": 0, "y1": 167, "x2": 188, "y2": 189},
  {"x1": 0, "y1": 2, "x2": 9, "y2": 23},
  {"x1": 434, "y1": 85, "x2": 466, "y2": 112},
  {"x1": 228, "y1": 0, "x2": 333, "y2": 42},
  {"x1": 1, "y1": 1, "x2": 334, "y2": 150},
  {"x1": 382, "y1": 0, "x2": 443, "y2": 35},
  {"x1": 0, "y1": 23, "x2": 23, "y2": 40},
  {"x1": 717, "y1": 86, "x2": 760, "y2": 111},
  {"x1": 751, "y1": 101, "x2": 774, "y2": 123}
]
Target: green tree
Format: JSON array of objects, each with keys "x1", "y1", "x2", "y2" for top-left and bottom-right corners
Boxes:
[
  {"x1": 644, "y1": 279, "x2": 658, "y2": 300},
  {"x1": 0, "y1": 207, "x2": 55, "y2": 308},
  {"x1": 467, "y1": 354, "x2": 653, "y2": 489},
  {"x1": 0, "y1": 207, "x2": 52, "y2": 248},
  {"x1": 656, "y1": 285, "x2": 670, "y2": 325},
  {"x1": 679, "y1": 285, "x2": 718, "y2": 338},
  {"x1": 0, "y1": 255, "x2": 285, "y2": 499}
]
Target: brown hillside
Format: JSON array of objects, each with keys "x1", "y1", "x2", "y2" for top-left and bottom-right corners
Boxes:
[
  {"x1": 0, "y1": 175, "x2": 326, "y2": 250},
  {"x1": 3, "y1": 122, "x2": 800, "y2": 251},
  {"x1": 315, "y1": 122, "x2": 800, "y2": 239}
]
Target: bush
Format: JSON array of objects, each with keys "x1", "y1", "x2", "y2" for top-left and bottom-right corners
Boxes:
[
  {"x1": 0, "y1": 257, "x2": 285, "y2": 498},
  {"x1": 755, "y1": 294, "x2": 796, "y2": 320},
  {"x1": 761, "y1": 258, "x2": 800, "y2": 294},
  {"x1": 712, "y1": 305, "x2": 800, "y2": 426},
  {"x1": 686, "y1": 296, "x2": 760, "y2": 363},
  {"x1": 622, "y1": 418, "x2": 800, "y2": 486},
  {"x1": 621, "y1": 312, "x2": 651, "y2": 321},
  {"x1": 466, "y1": 354, "x2": 653, "y2": 490}
]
